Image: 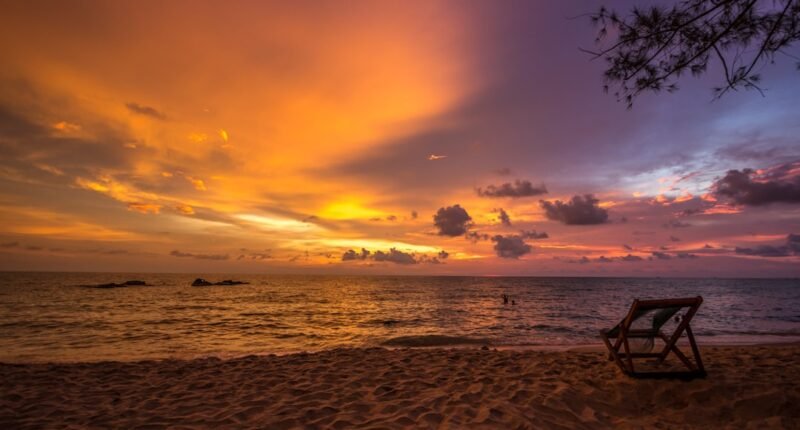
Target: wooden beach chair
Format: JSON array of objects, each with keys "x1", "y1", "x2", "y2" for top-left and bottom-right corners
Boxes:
[{"x1": 599, "y1": 296, "x2": 705, "y2": 378}]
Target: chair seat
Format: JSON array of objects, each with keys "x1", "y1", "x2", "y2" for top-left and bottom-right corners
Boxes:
[{"x1": 601, "y1": 328, "x2": 660, "y2": 338}]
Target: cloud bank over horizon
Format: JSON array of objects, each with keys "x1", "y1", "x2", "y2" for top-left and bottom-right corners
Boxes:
[{"x1": 0, "y1": 1, "x2": 798, "y2": 277}]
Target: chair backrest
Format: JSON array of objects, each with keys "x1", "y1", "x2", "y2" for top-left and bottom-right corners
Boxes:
[{"x1": 608, "y1": 296, "x2": 703, "y2": 337}]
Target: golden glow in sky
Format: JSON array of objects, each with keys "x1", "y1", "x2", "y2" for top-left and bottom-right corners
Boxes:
[{"x1": 0, "y1": 2, "x2": 798, "y2": 276}]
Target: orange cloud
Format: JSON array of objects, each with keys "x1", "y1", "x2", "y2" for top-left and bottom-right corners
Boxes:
[{"x1": 127, "y1": 203, "x2": 161, "y2": 214}]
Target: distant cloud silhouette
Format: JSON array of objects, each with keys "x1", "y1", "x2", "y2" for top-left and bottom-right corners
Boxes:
[
  {"x1": 520, "y1": 230, "x2": 548, "y2": 239},
  {"x1": 540, "y1": 194, "x2": 608, "y2": 225},
  {"x1": 419, "y1": 250, "x2": 450, "y2": 265},
  {"x1": 495, "y1": 167, "x2": 512, "y2": 176},
  {"x1": 663, "y1": 219, "x2": 691, "y2": 228},
  {"x1": 125, "y1": 102, "x2": 167, "y2": 120},
  {"x1": 433, "y1": 204, "x2": 472, "y2": 236},
  {"x1": 712, "y1": 162, "x2": 800, "y2": 206},
  {"x1": 682, "y1": 208, "x2": 704, "y2": 216},
  {"x1": 410, "y1": 211, "x2": 418, "y2": 220},
  {"x1": 669, "y1": 235, "x2": 681, "y2": 242},
  {"x1": 237, "y1": 251, "x2": 271, "y2": 261},
  {"x1": 622, "y1": 244, "x2": 633, "y2": 250},
  {"x1": 620, "y1": 254, "x2": 643, "y2": 262},
  {"x1": 170, "y1": 250, "x2": 228, "y2": 260},
  {"x1": 373, "y1": 248, "x2": 417, "y2": 265},
  {"x1": 676, "y1": 252, "x2": 699, "y2": 259},
  {"x1": 495, "y1": 208, "x2": 511, "y2": 226},
  {"x1": 465, "y1": 231, "x2": 490, "y2": 243},
  {"x1": 342, "y1": 248, "x2": 370, "y2": 261},
  {"x1": 341, "y1": 248, "x2": 448, "y2": 265},
  {"x1": 491, "y1": 234, "x2": 532, "y2": 259},
  {"x1": 652, "y1": 251, "x2": 672, "y2": 260},
  {"x1": 477, "y1": 180, "x2": 547, "y2": 198},
  {"x1": 735, "y1": 234, "x2": 800, "y2": 257}
]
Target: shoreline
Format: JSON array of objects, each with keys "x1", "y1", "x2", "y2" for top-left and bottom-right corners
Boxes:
[
  {"x1": 3, "y1": 335, "x2": 800, "y2": 365},
  {"x1": 2, "y1": 344, "x2": 798, "y2": 428}
]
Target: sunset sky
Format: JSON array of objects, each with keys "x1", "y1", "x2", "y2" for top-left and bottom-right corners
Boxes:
[{"x1": 1, "y1": 1, "x2": 798, "y2": 276}]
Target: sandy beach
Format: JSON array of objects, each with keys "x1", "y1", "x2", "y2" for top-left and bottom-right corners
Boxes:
[{"x1": 2, "y1": 344, "x2": 798, "y2": 429}]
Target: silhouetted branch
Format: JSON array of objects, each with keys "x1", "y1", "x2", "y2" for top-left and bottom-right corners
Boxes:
[{"x1": 585, "y1": 0, "x2": 800, "y2": 107}]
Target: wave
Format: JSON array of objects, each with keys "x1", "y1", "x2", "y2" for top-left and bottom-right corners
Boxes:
[{"x1": 381, "y1": 335, "x2": 491, "y2": 347}]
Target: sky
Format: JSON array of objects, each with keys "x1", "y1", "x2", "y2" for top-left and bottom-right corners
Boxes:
[{"x1": 0, "y1": 1, "x2": 798, "y2": 277}]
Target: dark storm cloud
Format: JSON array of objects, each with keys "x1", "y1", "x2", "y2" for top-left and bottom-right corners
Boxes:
[
  {"x1": 373, "y1": 248, "x2": 417, "y2": 265},
  {"x1": 342, "y1": 248, "x2": 370, "y2": 261},
  {"x1": 491, "y1": 234, "x2": 532, "y2": 259},
  {"x1": 477, "y1": 180, "x2": 547, "y2": 198},
  {"x1": 735, "y1": 234, "x2": 800, "y2": 257},
  {"x1": 712, "y1": 163, "x2": 800, "y2": 206},
  {"x1": 169, "y1": 250, "x2": 229, "y2": 260},
  {"x1": 433, "y1": 204, "x2": 472, "y2": 236},
  {"x1": 520, "y1": 230, "x2": 548, "y2": 239},
  {"x1": 125, "y1": 102, "x2": 167, "y2": 120},
  {"x1": 496, "y1": 208, "x2": 511, "y2": 226},
  {"x1": 539, "y1": 194, "x2": 608, "y2": 225}
]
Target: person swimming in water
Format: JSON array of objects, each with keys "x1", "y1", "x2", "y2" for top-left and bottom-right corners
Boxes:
[{"x1": 502, "y1": 294, "x2": 509, "y2": 304}]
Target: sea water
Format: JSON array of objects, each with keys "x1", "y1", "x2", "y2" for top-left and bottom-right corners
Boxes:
[{"x1": 1, "y1": 272, "x2": 798, "y2": 362}]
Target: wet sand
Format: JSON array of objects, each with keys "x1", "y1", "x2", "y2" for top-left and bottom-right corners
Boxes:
[{"x1": 2, "y1": 344, "x2": 798, "y2": 429}]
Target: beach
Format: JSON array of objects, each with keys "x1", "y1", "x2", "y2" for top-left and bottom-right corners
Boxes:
[{"x1": 2, "y1": 344, "x2": 798, "y2": 429}]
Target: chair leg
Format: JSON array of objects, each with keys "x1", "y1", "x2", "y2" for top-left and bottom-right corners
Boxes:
[
  {"x1": 600, "y1": 332, "x2": 627, "y2": 373},
  {"x1": 621, "y1": 335, "x2": 634, "y2": 374},
  {"x1": 685, "y1": 324, "x2": 704, "y2": 373},
  {"x1": 657, "y1": 332, "x2": 694, "y2": 370}
]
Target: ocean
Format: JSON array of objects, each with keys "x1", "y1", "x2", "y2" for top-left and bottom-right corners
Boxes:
[{"x1": 1, "y1": 272, "x2": 798, "y2": 363}]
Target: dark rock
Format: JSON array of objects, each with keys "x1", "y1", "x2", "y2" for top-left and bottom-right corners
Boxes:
[
  {"x1": 216, "y1": 279, "x2": 248, "y2": 285},
  {"x1": 191, "y1": 278, "x2": 249, "y2": 286},
  {"x1": 191, "y1": 278, "x2": 213, "y2": 286},
  {"x1": 84, "y1": 280, "x2": 148, "y2": 289},
  {"x1": 123, "y1": 280, "x2": 146, "y2": 286}
]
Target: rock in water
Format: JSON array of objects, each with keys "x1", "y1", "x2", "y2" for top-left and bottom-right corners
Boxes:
[
  {"x1": 191, "y1": 278, "x2": 213, "y2": 286},
  {"x1": 123, "y1": 280, "x2": 147, "y2": 286}
]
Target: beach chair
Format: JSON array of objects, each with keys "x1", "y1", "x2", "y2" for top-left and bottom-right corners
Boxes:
[{"x1": 599, "y1": 296, "x2": 705, "y2": 378}]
